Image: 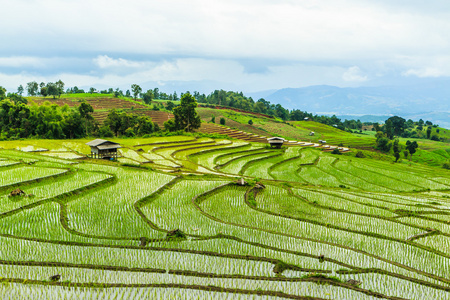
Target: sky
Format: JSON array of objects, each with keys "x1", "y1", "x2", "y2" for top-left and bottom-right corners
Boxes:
[{"x1": 2, "y1": 0, "x2": 450, "y2": 94}]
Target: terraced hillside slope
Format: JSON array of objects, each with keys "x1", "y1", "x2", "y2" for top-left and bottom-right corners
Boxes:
[
  {"x1": 1, "y1": 137, "x2": 450, "y2": 299},
  {"x1": 30, "y1": 96, "x2": 173, "y2": 127},
  {"x1": 197, "y1": 107, "x2": 450, "y2": 167}
]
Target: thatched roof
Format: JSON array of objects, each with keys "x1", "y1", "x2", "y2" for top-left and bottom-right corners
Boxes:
[{"x1": 86, "y1": 139, "x2": 121, "y2": 150}]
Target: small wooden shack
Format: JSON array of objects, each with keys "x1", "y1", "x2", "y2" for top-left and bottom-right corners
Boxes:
[
  {"x1": 267, "y1": 137, "x2": 285, "y2": 149},
  {"x1": 86, "y1": 139, "x2": 121, "y2": 159}
]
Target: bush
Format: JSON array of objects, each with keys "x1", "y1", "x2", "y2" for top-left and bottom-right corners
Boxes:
[
  {"x1": 98, "y1": 125, "x2": 114, "y2": 138},
  {"x1": 355, "y1": 151, "x2": 365, "y2": 158},
  {"x1": 332, "y1": 148, "x2": 341, "y2": 155},
  {"x1": 248, "y1": 119, "x2": 253, "y2": 125},
  {"x1": 164, "y1": 119, "x2": 177, "y2": 132},
  {"x1": 376, "y1": 137, "x2": 392, "y2": 152},
  {"x1": 124, "y1": 127, "x2": 135, "y2": 137},
  {"x1": 220, "y1": 117, "x2": 226, "y2": 125},
  {"x1": 443, "y1": 162, "x2": 450, "y2": 170}
]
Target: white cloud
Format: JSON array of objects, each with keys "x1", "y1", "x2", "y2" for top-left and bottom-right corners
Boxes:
[
  {"x1": 3, "y1": 0, "x2": 450, "y2": 61},
  {"x1": 0, "y1": 56, "x2": 44, "y2": 68},
  {"x1": 94, "y1": 55, "x2": 148, "y2": 69},
  {"x1": 342, "y1": 66, "x2": 368, "y2": 82},
  {"x1": 402, "y1": 68, "x2": 445, "y2": 78}
]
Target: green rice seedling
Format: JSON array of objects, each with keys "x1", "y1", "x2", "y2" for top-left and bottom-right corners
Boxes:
[
  {"x1": 213, "y1": 147, "x2": 267, "y2": 166},
  {"x1": 201, "y1": 186, "x2": 450, "y2": 281},
  {"x1": 119, "y1": 148, "x2": 150, "y2": 163},
  {"x1": 333, "y1": 160, "x2": 418, "y2": 192},
  {"x1": 298, "y1": 165, "x2": 342, "y2": 187},
  {"x1": 258, "y1": 185, "x2": 422, "y2": 240},
  {"x1": 220, "y1": 152, "x2": 277, "y2": 175},
  {"x1": 0, "y1": 166, "x2": 68, "y2": 188},
  {"x1": 415, "y1": 235, "x2": 450, "y2": 252},
  {"x1": 39, "y1": 152, "x2": 85, "y2": 160},
  {"x1": 350, "y1": 160, "x2": 448, "y2": 191},
  {"x1": 66, "y1": 164, "x2": 174, "y2": 239},
  {"x1": 0, "y1": 170, "x2": 111, "y2": 214},
  {"x1": 0, "y1": 160, "x2": 21, "y2": 167},
  {"x1": 316, "y1": 156, "x2": 392, "y2": 192},
  {"x1": 172, "y1": 139, "x2": 231, "y2": 160},
  {"x1": 0, "y1": 149, "x2": 75, "y2": 165}
]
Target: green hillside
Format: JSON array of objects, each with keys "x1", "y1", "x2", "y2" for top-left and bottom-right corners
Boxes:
[{"x1": 197, "y1": 106, "x2": 450, "y2": 167}]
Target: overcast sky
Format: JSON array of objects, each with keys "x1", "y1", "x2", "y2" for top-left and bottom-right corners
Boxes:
[{"x1": 1, "y1": 0, "x2": 450, "y2": 93}]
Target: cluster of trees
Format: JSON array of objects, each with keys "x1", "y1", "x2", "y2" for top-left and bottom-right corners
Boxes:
[
  {"x1": 373, "y1": 117, "x2": 442, "y2": 141},
  {"x1": 0, "y1": 99, "x2": 95, "y2": 140},
  {"x1": 140, "y1": 87, "x2": 179, "y2": 103},
  {"x1": 163, "y1": 93, "x2": 201, "y2": 132},
  {"x1": 101, "y1": 109, "x2": 160, "y2": 137},
  {"x1": 15, "y1": 81, "x2": 66, "y2": 99},
  {"x1": 199, "y1": 90, "x2": 347, "y2": 128},
  {"x1": 374, "y1": 116, "x2": 420, "y2": 161}
]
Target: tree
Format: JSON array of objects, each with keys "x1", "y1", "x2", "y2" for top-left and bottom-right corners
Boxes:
[
  {"x1": 17, "y1": 85, "x2": 24, "y2": 95},
  {"x1": 393, "y1": 139, "x2": 401, "y2": 162},
  {"x1": 173, "y1": 91, "x2": 178, "y2": 100},
  {"x1": 40, "y1": 86, "x2": 48, "y2": 98},
  {"x1": 26, "y1": 81, "x2": 39, "y2": 96},
  {"x1": 55, "y1": 80, "x2": 65, "y2": 98},
  {"x1": 426, "y1": 126, "x2": 432, "y2": 139},
  {"x1": 386, "y1": 116, "x2": 406, "y2": 137},
  {"x1": 375, "y1": 131, "x2": 392, "y2": 152},
  {"x1": 0, "y1": 86, "x2": 6, "y2": 100},
  {"x1": 89, "y1": 87, "x2": 96, "y2": 94},
  {"x1": 172, "y1": 93, "x2": 201, "y2": 132},
  {"x1": 78, "y1": 101, "x2": 94, "y2": 136},
  {"x1": 384, "y1": 119, "x2": 394, "y2": 139},
  {"x1": 46, "y1": 83, "x2": 59, "y2": 99},
  {"x1": 220, "y1": 117, "x2": 226, "y2": 125},
  {"x1": 248, "y1": 119, "x2": 253, "y2": 125},
  {"x1": 166, "y1": 101, "x2": 175, "y2": 111},
  {"x1": 406, "y1": 140, "x2": 419, "y2": 160},
  {"x1": 142, "y1": 90, "x2": 154, "y2": 104},
  {"x1": 131, "y1": 84, "x2": 142, "y2": 100},
  {"x1": 104, "y1": 109, "x2": 122, "y2": 136},
  {"x1": 153, "y1": 88, "x2": 159, "y2": 99}
]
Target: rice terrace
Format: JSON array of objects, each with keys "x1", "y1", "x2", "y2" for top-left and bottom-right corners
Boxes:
[{"x1": 1, "y1": 131, "x2": 450, "y2": 299}]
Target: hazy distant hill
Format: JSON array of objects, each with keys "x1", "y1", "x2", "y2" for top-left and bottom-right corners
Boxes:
[{"x1": 257, "y1": 82, "x2": 450, "y2": 128}]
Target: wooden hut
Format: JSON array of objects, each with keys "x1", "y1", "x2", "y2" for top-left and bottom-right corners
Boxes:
[
  {"x1": 267, "y1": 137, "x2": 285, "y2": 149},
  {"x1": 86, "y1": 139, "x2": 121, "y2": 159}
]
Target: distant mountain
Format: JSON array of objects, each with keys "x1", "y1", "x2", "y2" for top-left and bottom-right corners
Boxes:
[{"x1": 261, "y1": 82, "x2": 450, "y2": 128}]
